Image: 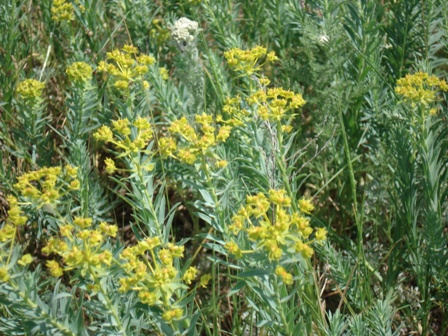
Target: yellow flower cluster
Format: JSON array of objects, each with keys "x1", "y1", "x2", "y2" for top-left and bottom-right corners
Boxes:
[
  {"x1": 224, "y1": 46, "x2": 278, "y2": 77},
  {"x1": 220, "y1": 96, "x2": 251, "y2": 127},
  {"x1": 159, "y1": 67, "x2": 169, "y2": 80},
  {"x1": 52, "y1": 0, "x2": 73, "y2": 22},
  {"x1": 248, "y1": 87, "x2": 306, "y2": 123},
  {"x1": 12, "y1": 165, "x2": 79, "y2": 209},
  {"x1": 225, "y1": 189, "x2": 327, "y2": 270},
  {"x1": 395, "y1": 72, "x2": 448, "y2": 108},
  {"x1": 51, "y1": 0, "x2": 84, "y2": 22},
  {"x1": 97, "y1": 45, "x2": 155, "y2": 90},
  {"x1": 66, "y1": 62, "x2": 93, "y2": 83},
  {"x1": 43, "y1": 218, "x2": 117, "y2": 277},
  {"x1": 118, "y1": 237, "x2": 200, "y2": 323},
  {"x1": 160, "y1": 113, "x2": 232, "y2": 166},
  {"x1": 16, "y1": 79, "x2": 45, "y2": 100},
  {"x1": 275, "y1": 266, "x2": 293, "y2": 285},
  {"x1": 0, "y1": 195, "x2": 27, "y2": 242},
  {"x1": 94, "y1": 117, "x2": 154, "y2": 171},
  {"x1": 0, "y1": 166, "x2": 80, "y2": 282}
]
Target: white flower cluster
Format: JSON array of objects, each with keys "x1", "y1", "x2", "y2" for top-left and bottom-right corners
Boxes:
[{"x1": 172, "y1": 17, "x2": 199, "y2": 45}]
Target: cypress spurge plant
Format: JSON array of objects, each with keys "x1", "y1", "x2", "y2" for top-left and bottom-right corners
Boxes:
[
  {"x1": 13, "y1": 78, "x2": 51, "y2": 167},
  {"x1": 389, "y1": 71, "x2": 448, "y2": 334}
]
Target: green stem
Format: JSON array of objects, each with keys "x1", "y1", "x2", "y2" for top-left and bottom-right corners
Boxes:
[
  {"x1": 89, "y1": 267, "x2": 126, "y2": 335},
  {"x1": 273, "y1": 278, "x2": 292, "y2": 336},
  {"x1": 200, "y1": 156, "x2": 221, "y2": 336},
  {"x1": 131, "y1": 155, "x2": 162, "y2": 237}
]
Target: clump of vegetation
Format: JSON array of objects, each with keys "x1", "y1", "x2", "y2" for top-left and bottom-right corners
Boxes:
[{"x1": 1, "y1": 0, "x2": 448, "y2": 335}]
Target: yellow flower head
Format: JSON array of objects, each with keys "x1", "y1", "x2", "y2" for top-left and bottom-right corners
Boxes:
[
  {"x1": 200, "y1": 274, "x2": 212, "y2": 288},
  {"x1": 18, "y1": 254, "x2": 33, "y2": 266},
  {"x1": 298, "y1": 198, "x2": 314, "y2": 214},
  {"x1": 395, "y1": 72, "x2": 448, "y2": 106},
  {"x1": 104, "y1": 158, "x2": 116, "y2": 175},
  {"x1": 162, "y1": 308, "x2": 183, "y2": 322},
  {"x1": 0, "y1": 267, "x2": 10, "y2": 282},
  {"x1": 0, "y1": 224, "x2": 16, "y2": 242},
  {"x1": 99, "y1": 222, "x2": 118, "y2": 237},
  {"x1": 46, "y1": 260, "x2": 64, "y2": 277},
  {"x1": 269, "y1": 189, "x2": 291, "y2": 207},
  {"x1": 224, "y1": 240, "x2": 242, "y2": 259},
  {"x1": 159, "y1": 67, "x2": 169, "y2": 80},
  {"x1": 183, "y1": 266, "x2": 198, "y2": 285},
  {"x1": 315, "y1": 227, "x2": 327, "y2": 242},
  {"x1": 16, "y1": 79, "x2": 45, "y2": 99},
  {"x1": 66, "y1": 62, "x2": 93, "y2": 83},
  {"x1": 51, "y1": 0, "x2": 74, "y2": 22},
  {"x1": 94, "y1": 125, "x2": 113, "y2": 142},
  {"x1": 138, "y1": 290, "x2": 157, "y2": 305},
  {"x1": 224, "y1": 46, "x2": 277, "y2": 77}
]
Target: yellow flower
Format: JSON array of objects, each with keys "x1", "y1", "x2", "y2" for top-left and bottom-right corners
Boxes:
[
  {"x1": 17, "y1": 254, "x2": 33, "y2": 266},
  {"x1": 298, "y1": 198, "x2": 314, "y2": 214},
  {"x1": 265, "y1": 240, "x2": 282, "y2": 260},
  {"x1": 122, "y1": 44, "x2": 138, "y2": 54},
  {"x1": 200, "y1": 274, "x2": 212, "y2": 288},
  {"x1": 224, "y1": 46, "x2": 277, "y2": 77},
  {"x1": 162, "y1": 308, "x2": 183, "y2": 322},
  {"x1": 138, "y1": 290, "x2": 157, "y2": 305},
  {"x1": 137, "y1": 55, "x2": 156, "y2": 66},
  {"x1": 177, "y1": 149, "x2": 197, "y2": 164},
  {"x1": 0, "y1": 224, "x2": 16, "y2": 242},
  {"x1": 66, "y1": 62, "x2": 93, "y2": 83},
  {"x1": 114, "y1": 80, "x2": 129, "y2": 90},
  {"x1": 216, "y1": 125, "x2": 232, "y2": 142},
  {"x1": 16, "y1": 79, "x2": 45, "y2": 99},
  {"x1": 281, "y1": 125, "x2": 293, "y2": 133},
  {"x1": 275, "y1": 265, "x2": 293, "y2": 285},
  {"x1": 98, "y1": 250, "x2": 113, "y2": 266},
  {"x1": 183, "y1": 267, "x2": 198, "y2": 285},
  {"x1": 94, "y1": 125, "x2": 113, "y2": 142},
  {"x1": 224, "y1": 241, "x2": 242, "y2": 259},
  {"x1": 73, "y1": 217, "x2": 92, "y2": 228},
  {"x1": 269, "y1": 189, "x2": 291, "y2": 207},
  {"x1": 167, "y1": 243, "x2": 184, "y2": 258},
  {"x1": 315, "y1": 227, "x2": 327, "y2": 242},
  {"x1": 69, "y1": 179, "x2": 80, "y2": 190},
  {"x1": 395, "y1": 72, "x2": 448, "y2": 106},
  {"x1": 60, "y1": 224, "x2": 74, "y2": 237},
  {"x1": 46, "y1": 260, "x2": 64, "y2": 277},
  {"x1": 215, "y1": 160, "x2": 228, "y2": 169},
  {"x1": 112, "y1": 119, "x2": 131, "y2": 136},
  {"x1": 104, "y1": 158, "x2": 116, "y2": 174},
  {"x1": 295, "y1": 241, "x2": 314, "y2": 259},
  {"x1": 0, "y1": 267, "x2": 9, "y2": 282},
  {"x1": 158, "y1": 249, "x2": 173, "y2": 265},
  {"x1": 51, "y1": 0, "x2": 74, "y2": 22},
  {"x1": 246, "y1": 192, "x2": 270, "y2": 218},
  {"x1": 99, "y1": 222, "x2": 118, "y2": 237},
  {"x1": 159, "y1": 67, "x2": 169, "y2": 80}
]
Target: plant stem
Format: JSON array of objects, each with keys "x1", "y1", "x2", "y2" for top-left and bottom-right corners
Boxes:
[
  {"x1": 7, "y1": 280, "x2": 77, "y2": 336},
  {"x1": 89, "y1": 267, "x2": 127, "y2": 335}
]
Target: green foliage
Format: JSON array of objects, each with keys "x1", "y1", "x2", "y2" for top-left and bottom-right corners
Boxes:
[{"x1": 1, "y1": 1, "x2": 448, "y2": 335}]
